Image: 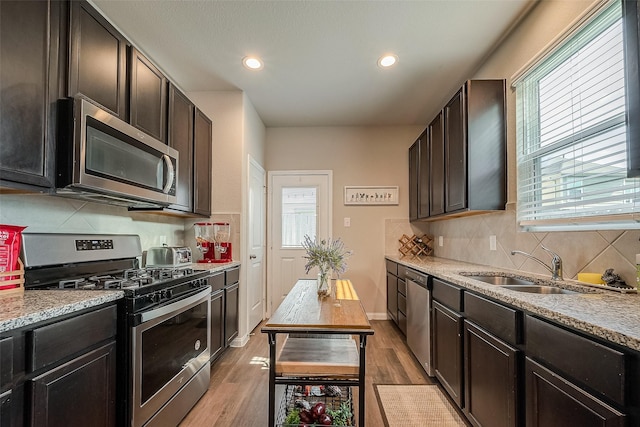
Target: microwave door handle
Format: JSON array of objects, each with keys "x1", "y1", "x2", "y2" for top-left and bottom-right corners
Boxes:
[{"x1": 162, "y1": 154, "x2": 174, "y2": 194}]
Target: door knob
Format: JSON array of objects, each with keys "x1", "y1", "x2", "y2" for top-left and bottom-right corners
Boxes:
[{"x1": 249, "y1": 254, "x2": 257, "y2": 259}]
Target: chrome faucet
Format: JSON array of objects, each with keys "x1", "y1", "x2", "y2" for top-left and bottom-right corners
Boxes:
[{"x1": 511, "y1": 245, "x2": 563, "y2": 280}]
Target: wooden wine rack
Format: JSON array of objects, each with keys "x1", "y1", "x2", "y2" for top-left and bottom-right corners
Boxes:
[{"x1": 398, "y1": 234, "x2": 433, "y2": 259}]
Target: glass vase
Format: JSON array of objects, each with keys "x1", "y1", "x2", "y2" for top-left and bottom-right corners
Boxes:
[{"x1": 317, "y1": 268, "x2": 331, "y2": 297}]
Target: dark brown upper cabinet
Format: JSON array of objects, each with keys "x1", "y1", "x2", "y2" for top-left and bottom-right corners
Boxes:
[
  {"x1": 193, "y1": 108, "x2": 212, "y2": 217},
  {"x1": 418, "y1": 130, "x2": 430, "y2": 219},
  {"x1": 68, "y1": 0, "x2": 128, "y2": 121},
  {"x1": 444, "y1": 88, "x2": 467, "y2": 212},
  {"x1": 408, "y1": 139, "x2": 419, "y2": 221},
  {"x1": 0, "y1": 0, "x2": 65, "y2": 190},
  {"x1": 410, "y1": 79, "x2": 506, "y2": 221},
  {"x1": 446, "y1": 80, "x2": 506, "y2": 215},
  {"x1": 167, "y1": 84, "x2": 195, "y2": 213},
  {"x1": 429, "y1": 111, "x2": 445, "y2": 216},
  {"x1": 129, "y1": 47, "x2": 168, "y2": 143},
  {"x1": 409, "y1": 130, "x2": 429, "y2": 221}
]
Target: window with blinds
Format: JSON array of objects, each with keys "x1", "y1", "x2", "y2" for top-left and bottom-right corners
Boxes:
[{"x1": 514, "y1": 0, "x2": 640, "y2": 230}]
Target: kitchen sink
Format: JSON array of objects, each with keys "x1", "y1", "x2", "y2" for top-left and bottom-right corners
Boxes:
[
  {"x1": 465, "y1": 275, "x2": 535, "y2": 287},
  {"x1": 462, "y1": 273, "x2": 585, "y2": 294},
  {"x1": 501, "y1": 285, "x2": 579, "y2": 294}
]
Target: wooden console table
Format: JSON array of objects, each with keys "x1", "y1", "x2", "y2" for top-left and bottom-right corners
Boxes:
[{"x1": 262, "y1": 279, "x2": 374, "y2": 426}]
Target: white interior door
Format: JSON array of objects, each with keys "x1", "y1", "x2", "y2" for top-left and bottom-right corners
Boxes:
[
  {"x1": 268, "y1": 171, "x2": 332, "y2": 315},
  {"x1": 247, "y1": 157, "x2": 266, "y2": 333}
]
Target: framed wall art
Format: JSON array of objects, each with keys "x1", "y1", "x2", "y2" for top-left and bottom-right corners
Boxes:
[{"x1": 344, "y1": 186, "x2": 399, "y2": 205}]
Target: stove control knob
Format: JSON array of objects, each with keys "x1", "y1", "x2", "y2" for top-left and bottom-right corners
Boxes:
[
  {"x1": 163, "y1": 289, "x2": 173, "y2": 299},
  {"x1": 149, "y1": 292, "x2": 161, "y2": 303}
]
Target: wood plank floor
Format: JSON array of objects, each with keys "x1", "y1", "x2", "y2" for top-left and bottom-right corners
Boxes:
[{"x1": 179, "y1": 320, "x2": 439, "y2": 426}]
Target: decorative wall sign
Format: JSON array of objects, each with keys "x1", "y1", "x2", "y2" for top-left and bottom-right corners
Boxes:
[{"x1": 344, "y1": 186, "x2": 399, "y2": 205}]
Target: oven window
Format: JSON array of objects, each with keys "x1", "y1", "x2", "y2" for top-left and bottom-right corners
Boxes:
[{"x1": 141, "y1": 300, "x2": 208, "y2": 403}]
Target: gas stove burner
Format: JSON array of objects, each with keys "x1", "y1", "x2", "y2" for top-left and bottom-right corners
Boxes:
[
  {"x1": 123, "y1": 268, "x2": 154, "y2": 283},
  {"x1": 88, "y1": 275, "x2": 124, "y2": 289},
  {"x1": 59, "y1": 278, "x2": 96, "y2": 290},
  {"x1": 119, "y1": 280, "x2": 141, "y2": 289},
  {"x1": 148, "y1": 266, "x2": 194, "y2": 281},
  {"x1": 52, "y1": 267, "x2": 204, "y2": 292}
]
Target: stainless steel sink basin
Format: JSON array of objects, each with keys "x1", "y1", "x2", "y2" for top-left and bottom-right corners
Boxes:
[
  {"x1": 501, "y1": 285, "x2": 579, "y2": 295},
  {"x1": 465, "y1": 275, "x2": 535, "y2": 287},
  {"x1": 463, "y1": 273, "x2": 584, "y2": 294}
]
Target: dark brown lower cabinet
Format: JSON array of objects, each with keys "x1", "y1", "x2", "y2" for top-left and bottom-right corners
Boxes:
[
  {"x1": 525, "y1": 357, "x2": 625, "y2": 427},
  {"x1": 464, "y1": 320, "x2": 519, "y2": 427},
  {"x1": 396, "y1": 276, "x2": 407, "y2": 335},
  {"x1": 210, "y1": 288, "x2": 225, "y2": 361},
  {"x1": 433, "y1": 300, "x2": 463, "y2": 407},
  {"x1": 29, "y1": 341, "x2": 116, "y2": 427},
  {"x1": 225, "y1": 282, "x2": 239, "y2": 346},
  {"x1": 386, "y1": 272, "x2": 398, "y2": 323},
  {"x1": 0, "y1": 390, "x2": 12, "y2": 427}
]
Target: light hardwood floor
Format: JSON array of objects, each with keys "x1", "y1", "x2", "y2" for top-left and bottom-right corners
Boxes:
[{"x1": 179, "y1": 320, "x2": 438, "y2": 426}]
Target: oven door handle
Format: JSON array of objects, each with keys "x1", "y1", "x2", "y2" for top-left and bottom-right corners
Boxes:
[{"x1": 139, "y1": 287, "x2": 210, "y2": 324}]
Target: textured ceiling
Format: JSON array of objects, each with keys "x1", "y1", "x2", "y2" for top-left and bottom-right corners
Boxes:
[{"x1": 92, "y1": 0, "x2": 535, "y2": 127}]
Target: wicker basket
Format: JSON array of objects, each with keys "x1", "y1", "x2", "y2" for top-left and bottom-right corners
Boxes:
[{"x1": 0, "y1": 258, "x2": 25, "y2": 297}]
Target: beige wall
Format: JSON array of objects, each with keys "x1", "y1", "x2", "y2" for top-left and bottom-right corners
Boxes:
[
  {"x1": 424, "y1": 0, "x2": 639, "y2": 286},
  {"x1": 243, "y1": 92, "x2": 266, "y2": 166},
  {"x1": 266, "y1": 126, "x2": 424, "y2": 316}
]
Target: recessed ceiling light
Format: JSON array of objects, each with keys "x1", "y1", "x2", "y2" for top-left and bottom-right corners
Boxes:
[
  {"x1": 242, "y1": 56, "x2": 263, "y2": 70},
  {"x1": 378, "y1": 54, "x2": 398, "y2": 68}
]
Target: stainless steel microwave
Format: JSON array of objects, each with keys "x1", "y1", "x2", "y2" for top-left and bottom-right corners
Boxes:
[{"x1": 56, "y1": 97, "x2": 178, "y2": 208}]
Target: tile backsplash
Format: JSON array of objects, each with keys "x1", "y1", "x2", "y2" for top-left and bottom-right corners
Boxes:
[
  {"x1": 386, "y1": 210, "x2": 639, "y2": 287},
  {"x1": 0, "y1": 194, "x2": 185, "y2": 251}
]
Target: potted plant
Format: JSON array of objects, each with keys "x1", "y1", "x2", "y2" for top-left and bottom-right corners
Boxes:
[{"x1": 302, "y1": 235, "x2": 352, "y2": 296}]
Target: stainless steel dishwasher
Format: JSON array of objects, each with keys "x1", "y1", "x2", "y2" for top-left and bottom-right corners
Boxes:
[{"x1": 404, "y1": 268, "x2": 434, "y2": 376}]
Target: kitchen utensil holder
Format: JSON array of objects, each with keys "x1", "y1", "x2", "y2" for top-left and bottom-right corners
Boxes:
[
  {"x1": 398, "y1": 234, "x2": 433, "y2": 259},
  {"x1": 0, "y1": 258, "x2": 25, "y2": 298}
]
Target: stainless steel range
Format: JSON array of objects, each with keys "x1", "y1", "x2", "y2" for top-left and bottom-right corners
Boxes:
[{"x1": 22, "y1": 233, "x2": 211, "y2": 427}]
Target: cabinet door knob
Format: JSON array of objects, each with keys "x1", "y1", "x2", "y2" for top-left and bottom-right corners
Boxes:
[{"x1": 249, "y1": 254, "x2": 257, "y2": 259}]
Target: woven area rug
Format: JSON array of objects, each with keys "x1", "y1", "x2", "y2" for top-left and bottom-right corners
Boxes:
[{"x1": 376, "y1": 385, "x2": 467, "y2": 427}]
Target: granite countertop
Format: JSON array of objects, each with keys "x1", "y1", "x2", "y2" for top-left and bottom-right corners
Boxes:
[
  {"x1": 386, "y1": 255, "x2": 640, "y2": 353},
  {"x1": 0, "y1": 290, "x2": 124, "y2": 334},
  {"x1": 191, "y1": 260, "x2": 241, "y2": 272}
]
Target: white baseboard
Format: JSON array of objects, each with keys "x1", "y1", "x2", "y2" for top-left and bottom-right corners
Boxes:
[
  {"x1": 229, "y1": 333, "x2": 250, "y2": 347},
  {"x1": 367, "y1": 312, "x2": 388, "y2": 321}
]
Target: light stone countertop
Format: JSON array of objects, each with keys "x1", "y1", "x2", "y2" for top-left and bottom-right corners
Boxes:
[
  {"x1": 386, "y1": 255, "x2": 640, "y2": 353},
  {"x1": 0, "y1": 290, "x2": 124, "y2": 333},
  {"x1": 191, "y1": 260, "x2": 241, "y2": 272}
]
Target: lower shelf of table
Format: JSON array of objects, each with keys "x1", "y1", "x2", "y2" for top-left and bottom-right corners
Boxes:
[
  {"x1": 276, "y1": 384, "x2": 355, "y2": 426},
  {"x1": 276, "y1": 336, "x2": 360, "y2": 377}
]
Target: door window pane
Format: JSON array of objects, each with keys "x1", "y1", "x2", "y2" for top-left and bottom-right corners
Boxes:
[{"x1": 281, "y1": 187, "x2": 316, "y2": 248}]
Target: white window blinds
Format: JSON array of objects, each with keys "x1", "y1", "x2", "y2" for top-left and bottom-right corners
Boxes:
[{"x1": 514, "y1": 0, "x2": 640, "y2": 230}]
